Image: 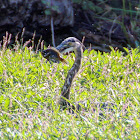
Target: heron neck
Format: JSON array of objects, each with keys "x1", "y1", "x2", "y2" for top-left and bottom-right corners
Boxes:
[{"x1": 61, "y1": 44, "x2": 83, "y2": 99}]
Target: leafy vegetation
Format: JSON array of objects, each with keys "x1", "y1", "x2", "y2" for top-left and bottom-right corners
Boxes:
[{"x1": 0, "y1": 46, "x2": 139, "y2": 139}]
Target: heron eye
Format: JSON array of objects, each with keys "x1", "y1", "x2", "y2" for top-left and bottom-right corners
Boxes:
[{"x1": 68, "y1": 42, "x2": 72, "y2": 46}]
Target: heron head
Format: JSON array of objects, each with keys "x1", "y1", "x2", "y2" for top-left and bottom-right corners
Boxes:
[
  {"x1": 41, "y1": 37, "x2": 83, "y2": 64},
  {"x1": 57, "y1": 37, "x2": 83, "y2": 54}
]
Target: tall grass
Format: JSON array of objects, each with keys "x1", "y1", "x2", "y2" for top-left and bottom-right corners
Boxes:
[{"x1": 0, "y1": 46, "x2": 139, "y2": 139}]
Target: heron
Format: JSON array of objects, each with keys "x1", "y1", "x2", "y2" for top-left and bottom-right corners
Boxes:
[
  {"x1": 41, "y1": 37, "x2": 116, "y2": 115},
  {"x1": 41, "y1": 37, "x2": 84, "y2": 110}
]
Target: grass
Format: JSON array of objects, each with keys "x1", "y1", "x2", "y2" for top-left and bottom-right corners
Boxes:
[{"x1": 0, "y1": 46, "x2": 140, "y2": 139}]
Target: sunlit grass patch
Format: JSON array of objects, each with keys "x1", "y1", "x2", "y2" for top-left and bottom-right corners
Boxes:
[{"x1": 0, "y1": 47, "x2": 139, "y2": 139}]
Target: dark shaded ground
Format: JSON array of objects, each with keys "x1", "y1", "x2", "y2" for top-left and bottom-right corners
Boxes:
[{"x1": 0, "y1": 0, "x2": 140, "y2": 53}]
